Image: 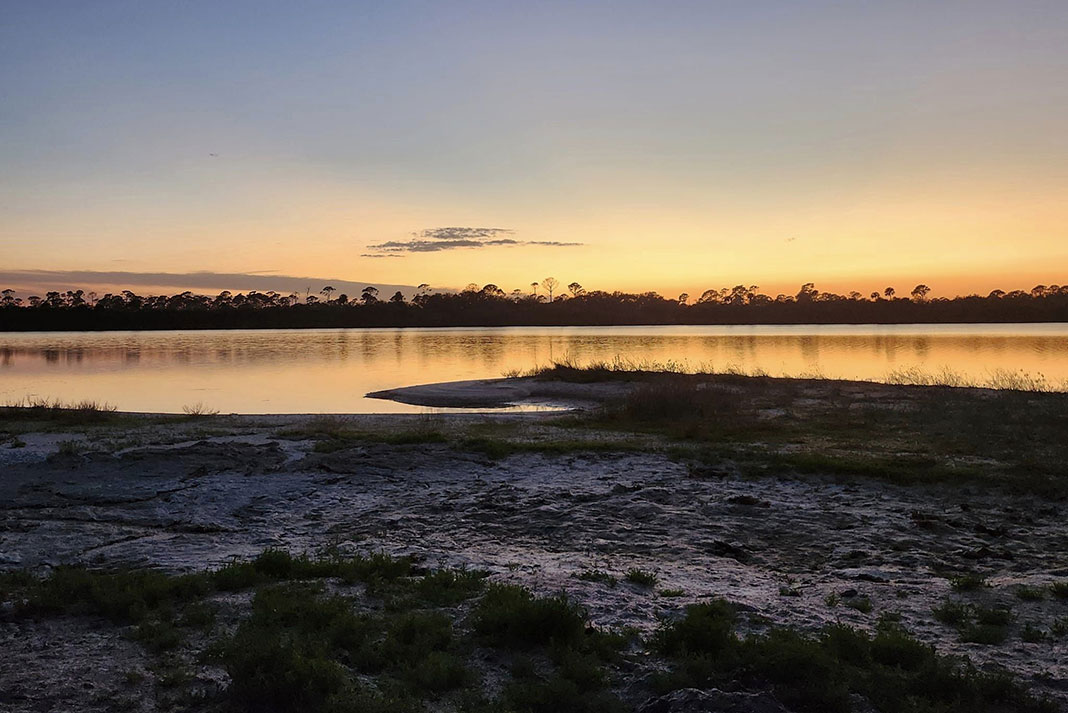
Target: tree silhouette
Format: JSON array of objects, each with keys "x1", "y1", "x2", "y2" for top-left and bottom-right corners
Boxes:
[
  {"x1": 884, "y1": 287, "x2": 896, "y2": 299},
  {"x1": 796, "y1": 283, "x2": 818, "y2": 302},
  {"x1": 542, "y1": 277, "x2": 559, "y2": 303},
  {"x1": 2, "y1": 280, "x2": 1066, "y2": 331},
  {"x1": 530, "y1": 282, "x2": 538, "y2": 297},
  {"x1": 320, "y1": 286, "x2": 335, "y2": 302}
]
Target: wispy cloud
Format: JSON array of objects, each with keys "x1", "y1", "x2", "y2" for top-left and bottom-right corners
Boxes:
[{"x1": 364, "y1": 227, "x2": 582, "y2": 255}]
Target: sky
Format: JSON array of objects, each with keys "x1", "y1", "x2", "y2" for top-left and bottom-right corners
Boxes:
[{"x1": 2, "y1": 0, "x2": 1066, "y2": 299}]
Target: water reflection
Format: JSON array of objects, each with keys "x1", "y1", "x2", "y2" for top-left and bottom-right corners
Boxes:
[{"x1": 1, "y1": 325, "x2": 1066, "y2": 413}]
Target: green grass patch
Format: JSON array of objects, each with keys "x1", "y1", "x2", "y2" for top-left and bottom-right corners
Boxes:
[
  {"x1": 1015, "y1": 585, "x2": 1046, "y2": 601},
  {"x1": 576, "y1": 570, "x2": 618, "y2": 587},
  {"x1": 623, "y1": 568, "x2": 658, "y2": 588},
  {"x1": 951, "y1": 573, "x2": 988, "y2": 592},
  {"x1": 1049, "y1": 581, "x2": 1068, "y2": 599}
]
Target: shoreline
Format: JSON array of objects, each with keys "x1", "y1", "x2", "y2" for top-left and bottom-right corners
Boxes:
[{"x1": 3, "y1": 319, "x2": 1068, "y2": 335}]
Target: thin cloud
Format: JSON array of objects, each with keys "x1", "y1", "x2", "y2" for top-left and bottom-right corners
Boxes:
[
  {"x1": 365, "y1": 227, "x2": 583, "y2": 255},
  {"x1": 417, "y1": 227, "x2": 515, "y2": 240}
]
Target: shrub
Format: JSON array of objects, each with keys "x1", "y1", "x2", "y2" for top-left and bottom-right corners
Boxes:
[
  {"x1": 1015, "y1": 585, "x2": 1046, "y2": 601},
  {"x1": 651, "y1": 601, "x2": 1053, "y2": 713},
  {"x1": 951, "y1": 573, "x2": 988, "y2": 592},
  {"x1": 1020, "y1": 623, "x2": 1047, "y2": 643},
  {"x1": 933, "y1": 600, "x2": 972, "y2": 626},
  {"x1": 651, "y1": 599, "x2": 737, "y2": 659},
  {"x1": 843, "y1": 596, "x2": 872, "y2": 614},
  {"x1": 472, "y1": 584, "x2": 588, "y2": 650}
]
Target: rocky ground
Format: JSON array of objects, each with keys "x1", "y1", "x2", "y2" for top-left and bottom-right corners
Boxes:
[{"x1": 2, "y1": 379, "x2": 1068, "y2": 711}]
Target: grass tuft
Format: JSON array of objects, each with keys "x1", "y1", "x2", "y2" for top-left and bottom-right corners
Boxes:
[
  {"x1": 623, "y1": 568, "x2": 658, "y2": 588},
  {"x1": 951, "y1": 573, "x2": 988, "y2": 592}
]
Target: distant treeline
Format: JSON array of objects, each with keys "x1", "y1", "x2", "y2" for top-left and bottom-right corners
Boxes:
[{"x1": 1, "y1": 281, "x2": 1066, "y2": 331}]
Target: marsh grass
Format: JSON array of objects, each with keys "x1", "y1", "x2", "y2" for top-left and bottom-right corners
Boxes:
[
  {"x1": 887, "y1": 366, "x2": 1064, "y2": 392},
  {"x1": 535, "y1": 364, "x2": 1068, "y2": 495},
  {"x1": 529, "y1": 357, "x2": 1067, "y2": 393},
  {"x1": 0, "y1": 396, "x2": 121, "y2": 426}
]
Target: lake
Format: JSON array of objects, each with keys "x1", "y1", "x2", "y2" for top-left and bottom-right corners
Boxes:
[{"x1": 2, "y1": 324, "x2": 1066, "y2": 413}]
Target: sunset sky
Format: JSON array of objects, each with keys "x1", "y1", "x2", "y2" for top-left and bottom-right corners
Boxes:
[{"x1": 2, "y1": 1, "x2": 1066, "y2": 299}]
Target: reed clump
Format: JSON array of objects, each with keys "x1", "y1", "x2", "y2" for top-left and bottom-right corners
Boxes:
[{"x1": 0, "y1": 396, "x2": 120, "y2": 425}]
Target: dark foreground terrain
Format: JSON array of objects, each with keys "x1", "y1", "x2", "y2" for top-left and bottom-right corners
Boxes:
[{"x1": 1, "y1": 373, "x2": 1067, "y2": 712}]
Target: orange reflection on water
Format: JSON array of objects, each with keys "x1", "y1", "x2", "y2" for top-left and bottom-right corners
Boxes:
[{"x1": 1, "y1": 325, "x2": 1066, "y2": 413}]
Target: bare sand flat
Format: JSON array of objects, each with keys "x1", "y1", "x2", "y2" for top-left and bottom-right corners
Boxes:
[{"x1": 366, "y1": 376, "x2": 632, "y2": 409}]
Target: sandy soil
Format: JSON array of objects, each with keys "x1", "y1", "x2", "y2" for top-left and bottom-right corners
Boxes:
[
  {"x1": 2, "y1": 408, "x2": 1067, "y2": 709},
  {"x1": 366, "y1": 376, "x2": 632, "y2": 409}
]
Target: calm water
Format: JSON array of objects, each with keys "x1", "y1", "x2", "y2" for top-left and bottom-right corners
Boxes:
[{"x1": 1, "y1": 324, "x2": 1066, "y2": 413}]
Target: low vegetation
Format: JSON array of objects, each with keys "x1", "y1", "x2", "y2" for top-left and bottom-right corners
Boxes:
[
  {"x1": 0, "y1": 397, "x2": 121, "y2": 426},
  {"x1": 622, "y1": 568, "x2": 658, "y2": 588},
  {"x1": 932, "y1": 598, "x2": 1018, "y2": 646},
  {"x1": 0, "y1": 549, "x2": 1056, "y2": 712},
  {"x1": 650, "y1": 600, "x2": 1052, "y2": 713},
  {"x1": 525, "y1": 362, "x2": 1068, "y2": 496}
]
